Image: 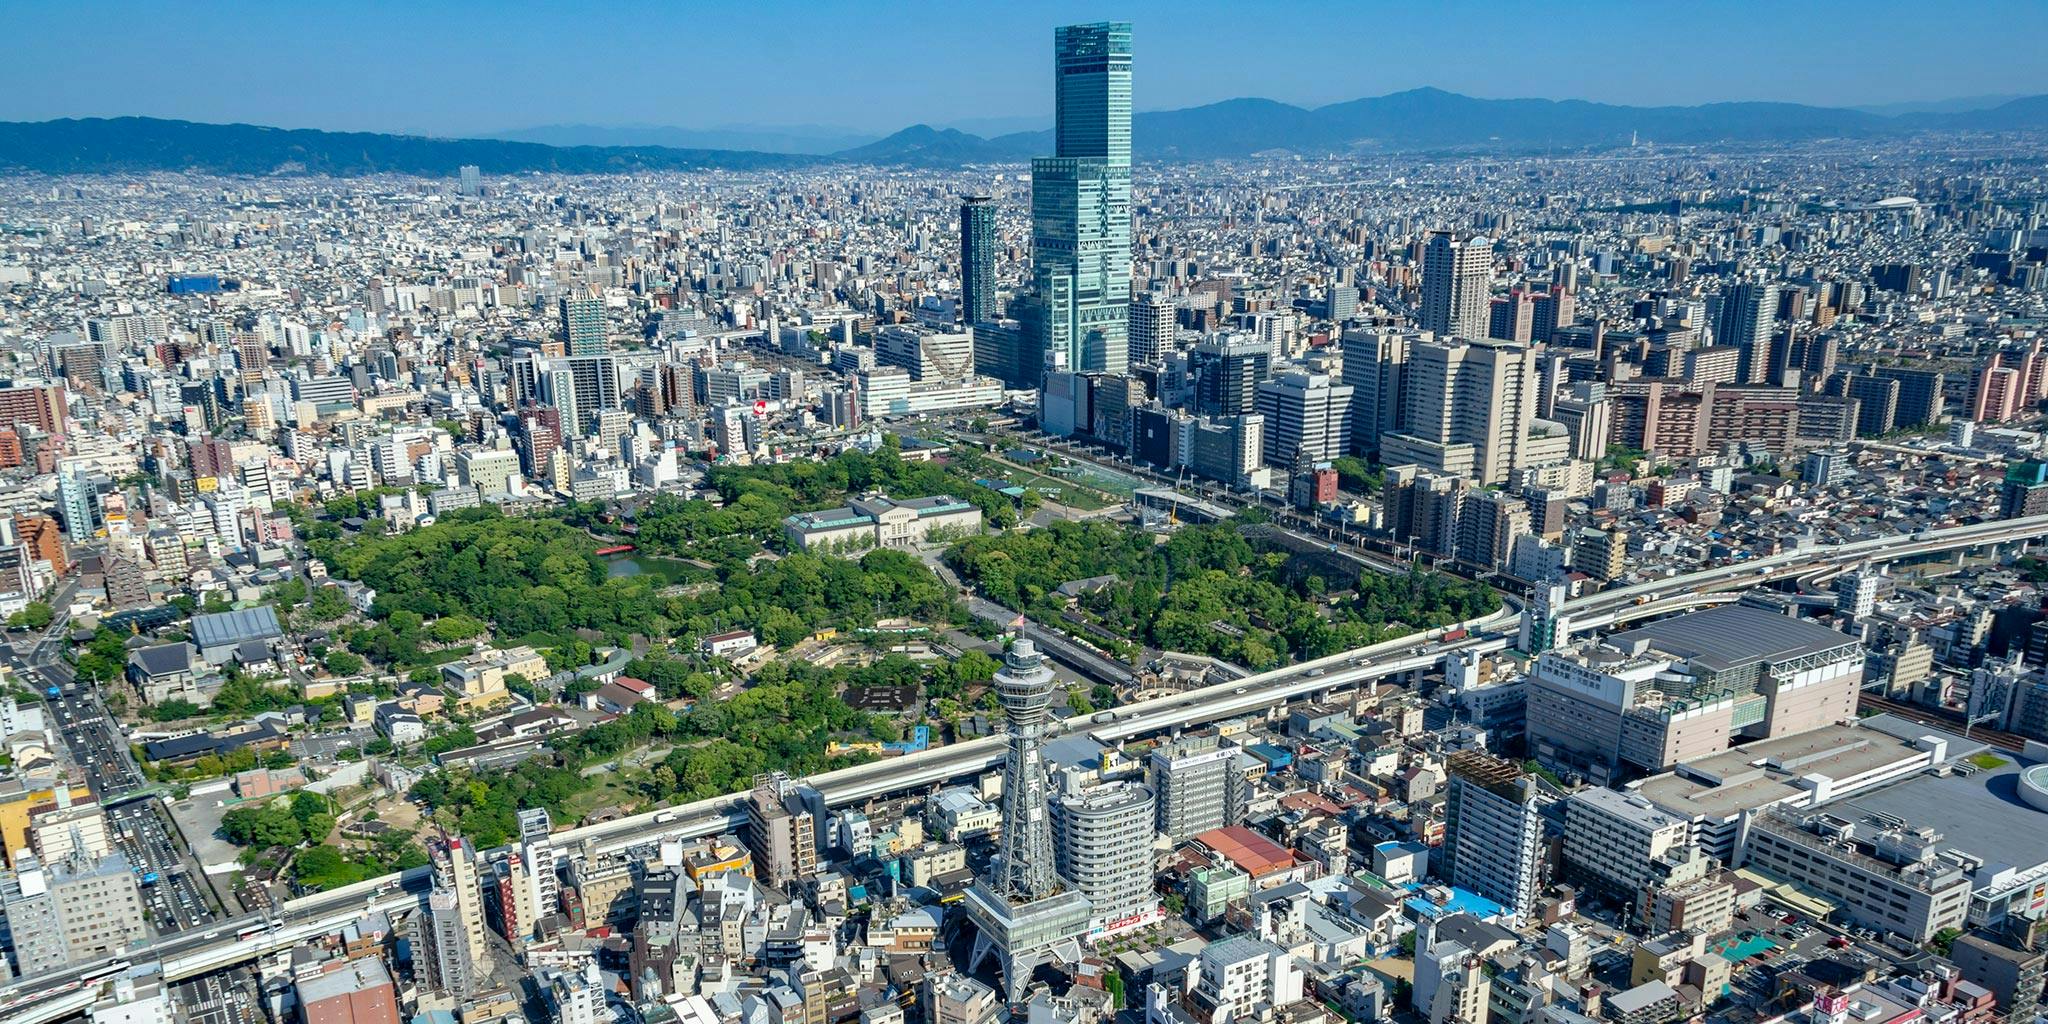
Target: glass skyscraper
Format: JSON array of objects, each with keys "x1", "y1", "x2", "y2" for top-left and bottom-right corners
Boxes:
[
  {"x1": 1032, "y1": 22, "x2": 1132, "y2": 379},
  {"x1": 959, "y1": 195, "x2": 998, "y2": 326}
]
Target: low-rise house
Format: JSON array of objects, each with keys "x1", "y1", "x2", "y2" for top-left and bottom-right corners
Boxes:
[
  {"x1": 584, "y1": 676, "x2": 656, "y2": 716},
  {"x1": 126, "y1": 642, "x2": 204, "y2": 706},
  {"x1": 375, "y1": 703, "x2": 425, "y2": 745},
  {"x1": 698, "y1": 630, "x2": 758, "y2": 660}
]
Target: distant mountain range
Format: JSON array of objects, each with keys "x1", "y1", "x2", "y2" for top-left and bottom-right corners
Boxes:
[
  {"x1": 1853, "y1": 93, "x2": 2027, "y2": 117},
  {"x1": 488, "y1": 122, "x2": 881, "y2": 155},
  {"x1": 5, "y1": 88, "x2": 2047, "y2": 176}
]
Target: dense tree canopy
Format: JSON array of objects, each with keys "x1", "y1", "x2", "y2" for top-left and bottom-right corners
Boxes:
[
  {"x1": 313, "y1": 506, "x2": 962, "y2": 655},
  {"x1": 948, "y1": 520, "x2": 1496, "y2": 669}
]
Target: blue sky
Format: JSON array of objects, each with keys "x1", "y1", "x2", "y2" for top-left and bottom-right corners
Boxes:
[{"x1": 5, "y1": 0, "x2": 2043, "y2": 136}]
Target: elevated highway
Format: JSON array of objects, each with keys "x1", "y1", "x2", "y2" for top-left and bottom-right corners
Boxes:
[{"x1": 5, "y1": 514, "x2": 2041, "y2": 1022}]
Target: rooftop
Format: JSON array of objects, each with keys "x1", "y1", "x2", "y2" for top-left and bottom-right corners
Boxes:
[
  {"x1": 190, "y1": 606, "x2": 284, "y2": 650},
  {"x1": 1193, "y1": 825, "x2": 1297, "y2": 879},
  {"x1": 1829, "y1": 754, "x2": 2048, "y2": 879},
  {"x1": 1610, "y1": 605, "x2": 1860, "y2": 673},
  {"x1": 1632, "y1": 718, "x2": 1946, "y2": 821}
]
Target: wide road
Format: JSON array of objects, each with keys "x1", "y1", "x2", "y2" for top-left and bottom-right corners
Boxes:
[{"x1": 3, "y1": 513, "x2": 2042, "y2": 1020}]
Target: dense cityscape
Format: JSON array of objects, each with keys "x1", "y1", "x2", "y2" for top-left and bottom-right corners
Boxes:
[{"x1": 1, "y1": 16, "x2": 2048, "y2": 1024}]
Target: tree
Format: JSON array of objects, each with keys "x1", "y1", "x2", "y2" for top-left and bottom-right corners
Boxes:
[
  {"x1": 1330, "y1": 456, "x2": 1381, "y2": 495},
  {"x1": 1930, "y1": 927, "x2": 1962, "y2": 955},
  {"x1": 322, "y1": 649, "x2": 364, "y2": 677},
  {"x1": 6, "y1": 601, "x2": 53, "y2": 631},
  {"x1": 150, "y1": 699, "x2": 203, "y2": 722},
  {"x1": 75, "y1": 629, "x2": 132, "y2": 683},
  {"x1": 307, "y1": 586, "x2": 350, "y2": 623}
]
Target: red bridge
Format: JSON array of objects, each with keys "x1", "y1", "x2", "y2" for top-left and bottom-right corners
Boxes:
[{"x1": 594, "y1": 544, "x2": 636, "y2": 556}]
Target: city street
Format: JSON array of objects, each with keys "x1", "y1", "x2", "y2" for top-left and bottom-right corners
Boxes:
[{"x1": 10, "y1": 609, "x2": 256, "y2": 1024}]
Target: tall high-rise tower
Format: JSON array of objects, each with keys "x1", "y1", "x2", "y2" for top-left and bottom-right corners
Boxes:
[
  {"x1": 428, "y1": 836, "x2": 487, "y2": 996},
  {"x1": 1128, "y1": 292, "x2": 1174, "y2": 367},
  {"x1": 963, "y1": 639, "x2": 1093, "y2": 1001},
  {"x1": 558, "y1": 296, "x2": 606, "y2": 356},
  {"x1": 1421, "y1": 233, "x2": 1491, "y2": 340},
  {"x1": 1031, "y1": 23, "x2": 1133, "y2": 378},
  {"x1": 993, "y1": 639, "x2": 1059, "y2": 899},
  {"x1": 1441, "y1": 752, "x2": 1556, "y2": 924},
  {"x1": 1715, "y1": 280, "x2": 1778, "y2": 384},
  {"x1": 960, "y1": 196, "x2": 998, "y2": 326}
]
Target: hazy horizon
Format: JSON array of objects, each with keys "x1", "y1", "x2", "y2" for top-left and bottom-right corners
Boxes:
[{"x1": 4, "y1": 0, "x2": 2045, "y2": 140}]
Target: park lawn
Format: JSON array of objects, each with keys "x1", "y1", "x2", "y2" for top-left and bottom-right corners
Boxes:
[
  {"x1": 564, "y1": 766, "x2": 650, "y2": 821},
  {"x1": 994, "y1": 466, "x2": 1114, "y2": 510}
]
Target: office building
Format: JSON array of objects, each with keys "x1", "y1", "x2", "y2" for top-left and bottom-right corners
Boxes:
[
  {"x1": 1441, "y1": 752, "x2": 1555, "y2": 922},
  {"x1": 875, "y1": 324, "x2": 974, "y2": 382},
  {"x1": 1031, "y1": 23, "x2": 1133, "y2": 376},
  {"x1": 2001, "y1": 462, "x2": 2048, "y2": 519},
  {"x1": 1561, "y1": 788, "x2": 1690, "y2": 898},
  {"x1": 1254, "y1": 371, "x2": 1352, "y2": 466},
  {"x1": 1341, "y1": 327, "x2": 1414, "y2": 457},
  {"x1": 1149, "y1": 735, "x2": 1243, "y2": 841},
  {"x1": 1421, "y1": 233, "x2": 1491, "y2": 340},
  {"x1": 971, "y1": 318, "x2": 1037, "y2": 391},
  {"x1": 1192, "y1": 335, "x2": 1270, "y2": 418},
  {"x1": 1381, "y1": 336, "x2": 1539, "y2": 485},
  {"x1": 38, "y1": 852, "x2": 146, "y2": 963},
  {"x1": 960, "y1": 196, "x2": 998, "y2": 326},
  {"x1": 457, "y1": 164, "x2": 482, "y2": 197},
  {"x1": 1187, "y1": 414, "x2": 1265, "y2": 490}
]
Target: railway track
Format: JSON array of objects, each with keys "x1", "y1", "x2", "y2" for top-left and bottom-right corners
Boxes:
[{"x1": 1858, "y1": 692, "x2": 2030, "y2": 754}]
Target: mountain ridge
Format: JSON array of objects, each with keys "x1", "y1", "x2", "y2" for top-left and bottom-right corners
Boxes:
[{"x1": 4, "y1": 89, "x2": 2045, "y2": 176}]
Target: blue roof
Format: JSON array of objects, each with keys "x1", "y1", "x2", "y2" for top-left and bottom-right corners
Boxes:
[{"x1": 1402, "y1": 884, "x2": 1505, "y2": 921}]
